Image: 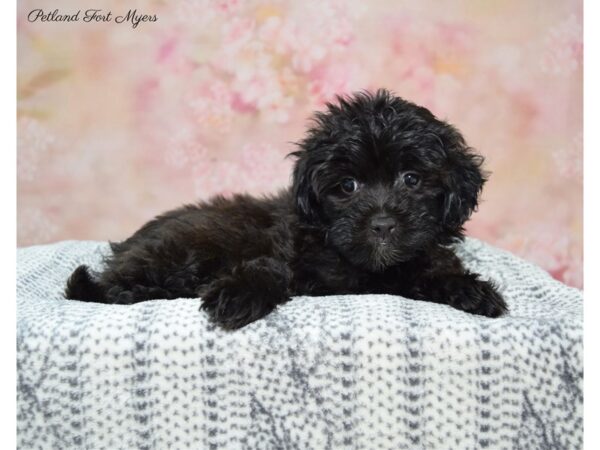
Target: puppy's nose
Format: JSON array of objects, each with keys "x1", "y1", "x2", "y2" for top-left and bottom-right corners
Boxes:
[{"x1": 369, "y1": 214, "x2": 396, "y2": 239}]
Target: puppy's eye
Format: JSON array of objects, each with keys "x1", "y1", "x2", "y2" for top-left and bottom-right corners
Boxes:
[
  {"x1": 340, "y1": 178, "x2": 359, "y2": 194},
  {"x1": 402, "y1": 172, "x2": 421, "y2": 188}
]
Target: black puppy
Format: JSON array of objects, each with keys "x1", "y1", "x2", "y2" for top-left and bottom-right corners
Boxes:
[{"x1": 65, "y1": 89, "x2": 507, "y2": 329}]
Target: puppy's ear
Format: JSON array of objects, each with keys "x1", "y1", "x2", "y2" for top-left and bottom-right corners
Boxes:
[
  {"x1": 290, "y1": 149, "x2": 323, "y2": 224},
  {"x1": 442, "y1": 143, "x2": 487, "y2": 230}
]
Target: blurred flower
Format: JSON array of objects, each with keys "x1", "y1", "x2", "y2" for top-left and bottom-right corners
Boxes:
[
  {"x1": 18, "y1": 209, "x2": 58, "y2": 243},
  {"x1": 188, "y1": 81, "x2": 236, "y2": 133},
  {"x1": 552, "y1": 132, "x2": 583, "y2": 180},
  {"x1": 308, "y1": 62, "x2": 361, "y2": 106},
  {"x1": 164, "y1": 128, "x2": 208, "y2": 170},
  {"x1": 17, "y1": 118, "x2": 55, "y2": 182},
  {"x1": 540, "y1": 14, "x2": 583, "y2": 75},
  {"x1": 193, "y1": 143, "x2": 291, "y2": 197},
  {"x1": 497, "y1": 225, "x2": 582, "y2": 288}
]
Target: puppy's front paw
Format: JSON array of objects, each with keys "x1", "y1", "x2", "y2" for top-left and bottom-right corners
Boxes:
[
  {"x1": 449, "y1": 277, "x2": 507, "y2": 318},
  {"x1": 199, "y1": 277, "x2": 267, "y2": 330},
  {"x1": 199, "y1": 257, "x2": 292, "y2": 330}
]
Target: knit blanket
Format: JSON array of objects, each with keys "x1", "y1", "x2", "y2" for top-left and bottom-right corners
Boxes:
[{"x1": 17, "y1": 239, "x2": 583, "y2": 450}]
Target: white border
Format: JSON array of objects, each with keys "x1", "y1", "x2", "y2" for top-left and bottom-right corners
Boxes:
[{"x1": 1, "y1": 0, "x2": 16, "y2": 445}]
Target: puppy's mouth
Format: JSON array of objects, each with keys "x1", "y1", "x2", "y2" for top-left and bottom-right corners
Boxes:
[
  {"x1": 328, "y1": 218, "x2": 417, "y2": 271},
  {"x1": 367, "y1": 241, "x2": 403, "y2": 272}
]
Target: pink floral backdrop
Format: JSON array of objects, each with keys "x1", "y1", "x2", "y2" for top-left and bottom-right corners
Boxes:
[{"x1": 17, "y1": 0, "x2": 583, "y2": 288}]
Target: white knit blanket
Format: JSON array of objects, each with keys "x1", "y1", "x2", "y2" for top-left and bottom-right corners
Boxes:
[{"x1": 17, "y1": 238, "x2": 582, "y2": 450}]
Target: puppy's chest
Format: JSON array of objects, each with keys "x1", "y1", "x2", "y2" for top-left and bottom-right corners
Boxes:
[{"x1": 290, "y1": 247, "x2": 370, "y2": 296}]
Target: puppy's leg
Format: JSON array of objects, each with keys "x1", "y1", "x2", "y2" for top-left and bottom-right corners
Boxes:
[
  {"x1": 65, "y1": 265, "x2": 106, "y2": 301},
  {"x1": 199, "y1": 256, "x2": 292, "y2": 330},
  {"x1": 407, "y1": 271, "x2": 507, "y2": 317}
]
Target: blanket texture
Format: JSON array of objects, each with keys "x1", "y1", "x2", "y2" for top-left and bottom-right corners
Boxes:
[{"x1": 17, "y1": 239, "x2": 582, "y2": 450}]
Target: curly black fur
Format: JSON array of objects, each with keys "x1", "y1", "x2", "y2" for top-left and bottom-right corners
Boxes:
[{"x1": 65, "y1": 89, "x2": 507, "y2": 329}]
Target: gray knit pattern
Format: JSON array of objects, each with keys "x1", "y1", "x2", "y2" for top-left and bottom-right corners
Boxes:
[{"x1": 17, "y1": 238, "x2": 582, "y2": 450}]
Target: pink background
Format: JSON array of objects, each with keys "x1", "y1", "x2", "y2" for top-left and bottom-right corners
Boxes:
[{"x1": 17, "y1": 0, "x2": 583, "y2": 288}]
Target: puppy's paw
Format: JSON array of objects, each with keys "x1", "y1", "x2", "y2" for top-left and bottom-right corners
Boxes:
[
  {"x1": 449, "y1": 277, "x2": 507, "y2": 318},
  {"x1": 199, "y1": 257, "x2": 292, "y2": 330}
]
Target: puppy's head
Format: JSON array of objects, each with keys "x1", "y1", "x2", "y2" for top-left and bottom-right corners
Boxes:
[{"x1": 292, "y1": 89, "x2": 486, "y2": 271}]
